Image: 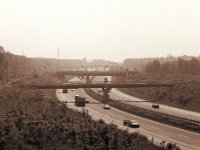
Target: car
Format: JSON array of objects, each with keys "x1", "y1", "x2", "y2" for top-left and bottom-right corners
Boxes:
[
  {"x1": 98, "y1": 89, "x2": 102, "y2": 92},
  {"x1": 103, "y1": 104, "x2": 110, "y2": 109},
  {"x1": 123, "y1": 120, "x2": 130, "y2": 126},
  {"x1": 123, "y1": 120, "x2": 140, "y2": 128},
  {"x1": 62, "y1": 89, "x2": 68, "y2": 93},
  {"x1": 85, "y1": 99, "x2": 89, "y2": 104},
  {"x1": 71, "y1": 89, "x2": 75, "y2": 91},
  {"x1": 152, "y1": 104, "x2": 159, "y2": 109},
  {"x1": 104, "y1": 77, "x2": 108, "y2": 83}
]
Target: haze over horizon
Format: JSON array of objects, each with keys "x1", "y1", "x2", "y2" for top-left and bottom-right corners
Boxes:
[{"x1": 0, "y1": 0, "x2": 200, "y2": 62}]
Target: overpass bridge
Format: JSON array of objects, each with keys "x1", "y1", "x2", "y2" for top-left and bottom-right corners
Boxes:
[
  {"x1": 59, "y1": 65, "x2": 113, "y2": 71},
  {"x1": 61, "y1": 65, "x2": 113, "y2": 68},
  {"x1": 28, "y1": 82, "x2": 174, "y2": 89},
  {"x1": 55, "y1": 70, "x2": 138, "y2": 83},
  {"x1": 26, "y1": 81, "x2": 175, "y2": 103},
  {"x1": 55, "y1": 71, "x2": 127, "y2": 76}
]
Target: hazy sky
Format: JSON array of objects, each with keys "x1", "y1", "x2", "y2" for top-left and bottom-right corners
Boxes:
[{"x1": 0, "y1": 0, "x2": 200, "y2": 62}]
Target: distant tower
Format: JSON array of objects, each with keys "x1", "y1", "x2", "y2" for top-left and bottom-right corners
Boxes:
[{"x1": 57, "y1": 48, "x2": 60, "y2": 59}]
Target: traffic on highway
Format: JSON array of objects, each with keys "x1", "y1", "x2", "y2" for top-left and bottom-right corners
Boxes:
[
  {"x1": 92, "y1": 76, "x2": 200, "y2": 122},
  {"x1": 56, "y1": 77, "x2": 200, "y2": 150}
]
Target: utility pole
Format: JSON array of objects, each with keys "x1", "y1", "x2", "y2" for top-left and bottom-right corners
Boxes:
[{"x1": 57, "y1": 48, "x2": 60, "y2": 59}]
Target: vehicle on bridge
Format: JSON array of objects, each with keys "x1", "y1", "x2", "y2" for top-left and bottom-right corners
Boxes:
[{"x1": 123, "y1": 120, "x2": 140, "y2": 128}]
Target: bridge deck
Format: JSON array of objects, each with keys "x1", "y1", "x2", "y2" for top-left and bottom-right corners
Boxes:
[
  {"x1": 27, "y1": 82, "x2": 175, "y2": 89},
  {"x1": 55, "y1": 71, "x2": 127, "y2": 76}
]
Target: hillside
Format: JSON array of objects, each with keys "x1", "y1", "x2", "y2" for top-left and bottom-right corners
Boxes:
[
  {"x1": 118, "y1": 81, "x2": 200, "y2": 113},
  {"x1": 0, "y1": 52, "x2": 86, "y2": 83}
]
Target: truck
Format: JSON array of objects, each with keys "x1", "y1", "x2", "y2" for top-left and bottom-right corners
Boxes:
[
  {"x1": 75, "y1": 95, "x2": 86, "y2": 107},
  {"x1": 75, "y1": 94, "x2": 79, "y2": 101}
]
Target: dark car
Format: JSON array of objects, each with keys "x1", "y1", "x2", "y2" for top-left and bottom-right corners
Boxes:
[
  {"x1": 62, "y1": 89, "x2": 68, "y2": 93},
  {"x1": 123, "y1": 120, "x2": 140, "y2": 128},
  {"x1": 152, "y1": 104, "x2": 159, "y2": 109},
  {"x1": 123, "y1": 120, "x2": 130, "y2": 126}
]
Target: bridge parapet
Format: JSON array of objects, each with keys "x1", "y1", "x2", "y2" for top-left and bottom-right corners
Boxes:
[{"x1": 26, "y1": 82, "x2": 175, "y2": 89}]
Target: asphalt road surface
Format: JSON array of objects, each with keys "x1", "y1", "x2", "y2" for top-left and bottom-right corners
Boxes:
[
  {"x1": 56, "y1": 88, "x2": 200, "y2": 150},
  {"x1": 92, "y1": 76, "x2": 200, "y2": 122}
]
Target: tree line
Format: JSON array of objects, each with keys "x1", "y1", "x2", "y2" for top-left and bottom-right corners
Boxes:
[
  {"x1": 0, "y1": 50, "x2": 86, "y2": 82},
  {"x1": 144, "y1": 58, "x2": 200, "y2": 74}
]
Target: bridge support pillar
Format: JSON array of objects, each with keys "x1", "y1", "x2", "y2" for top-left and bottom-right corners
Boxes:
[
  {"x1": 86, "y1": 76, "x2": 90, "y2": 84},
  {"x1": 102, "y1": 87, "x2": 111, "y2": 103}
]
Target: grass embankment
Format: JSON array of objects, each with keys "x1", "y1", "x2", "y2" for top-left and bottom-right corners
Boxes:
[{"x1": 113, "y1": 76, "x2": 200, "y2": 113}]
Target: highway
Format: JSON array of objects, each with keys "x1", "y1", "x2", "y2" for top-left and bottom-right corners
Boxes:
[
  {"x1": 91, "y1": 76, "x2": 200, "y2": 122},
  {"x1": 110, "y1": 88, "x2": 200, "y2": 122},
  {"x1": 56, "y1": 87, "x2": 200, "y2": 150}
]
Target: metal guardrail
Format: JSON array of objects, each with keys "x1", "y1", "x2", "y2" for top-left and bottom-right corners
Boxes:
[{"x1": 111, "y1": 100, "x2": 200, "y2": 125}]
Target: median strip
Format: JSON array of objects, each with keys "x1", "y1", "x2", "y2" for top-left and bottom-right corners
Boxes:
[{"x1": 84, "y1": 88, "x2": 200, "y2": 133}]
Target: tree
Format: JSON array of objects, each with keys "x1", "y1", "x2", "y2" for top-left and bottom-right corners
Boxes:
[
  {"x1": 160, "y1": 62, "x2": 171, "y2": 74},
  {"x1": 152, "y1": 60, "x2": 160, "y2": 73},
  {"x1": 0, "y1": 53, "x2": 8, "y2": 80},
  {"x1": 189, "y1": 58, "x2": 199, "y2": 74},
  {"x1": 0, "y1": 46, "x2": 5, "y2": 54},
  {"x1": 144, "y1": 60, "x2": 160, "y2": 74},
  {"x1": 144, "y1": 62, "x2": 153, "y2": 73}
]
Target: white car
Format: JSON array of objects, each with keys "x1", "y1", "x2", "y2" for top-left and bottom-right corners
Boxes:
[
  {"x1": 98, "y1": 89, "x2": 102, "y2": 92},
  {"x1": 103, "y1": 104, "x2": 110, "y2": 109}
]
